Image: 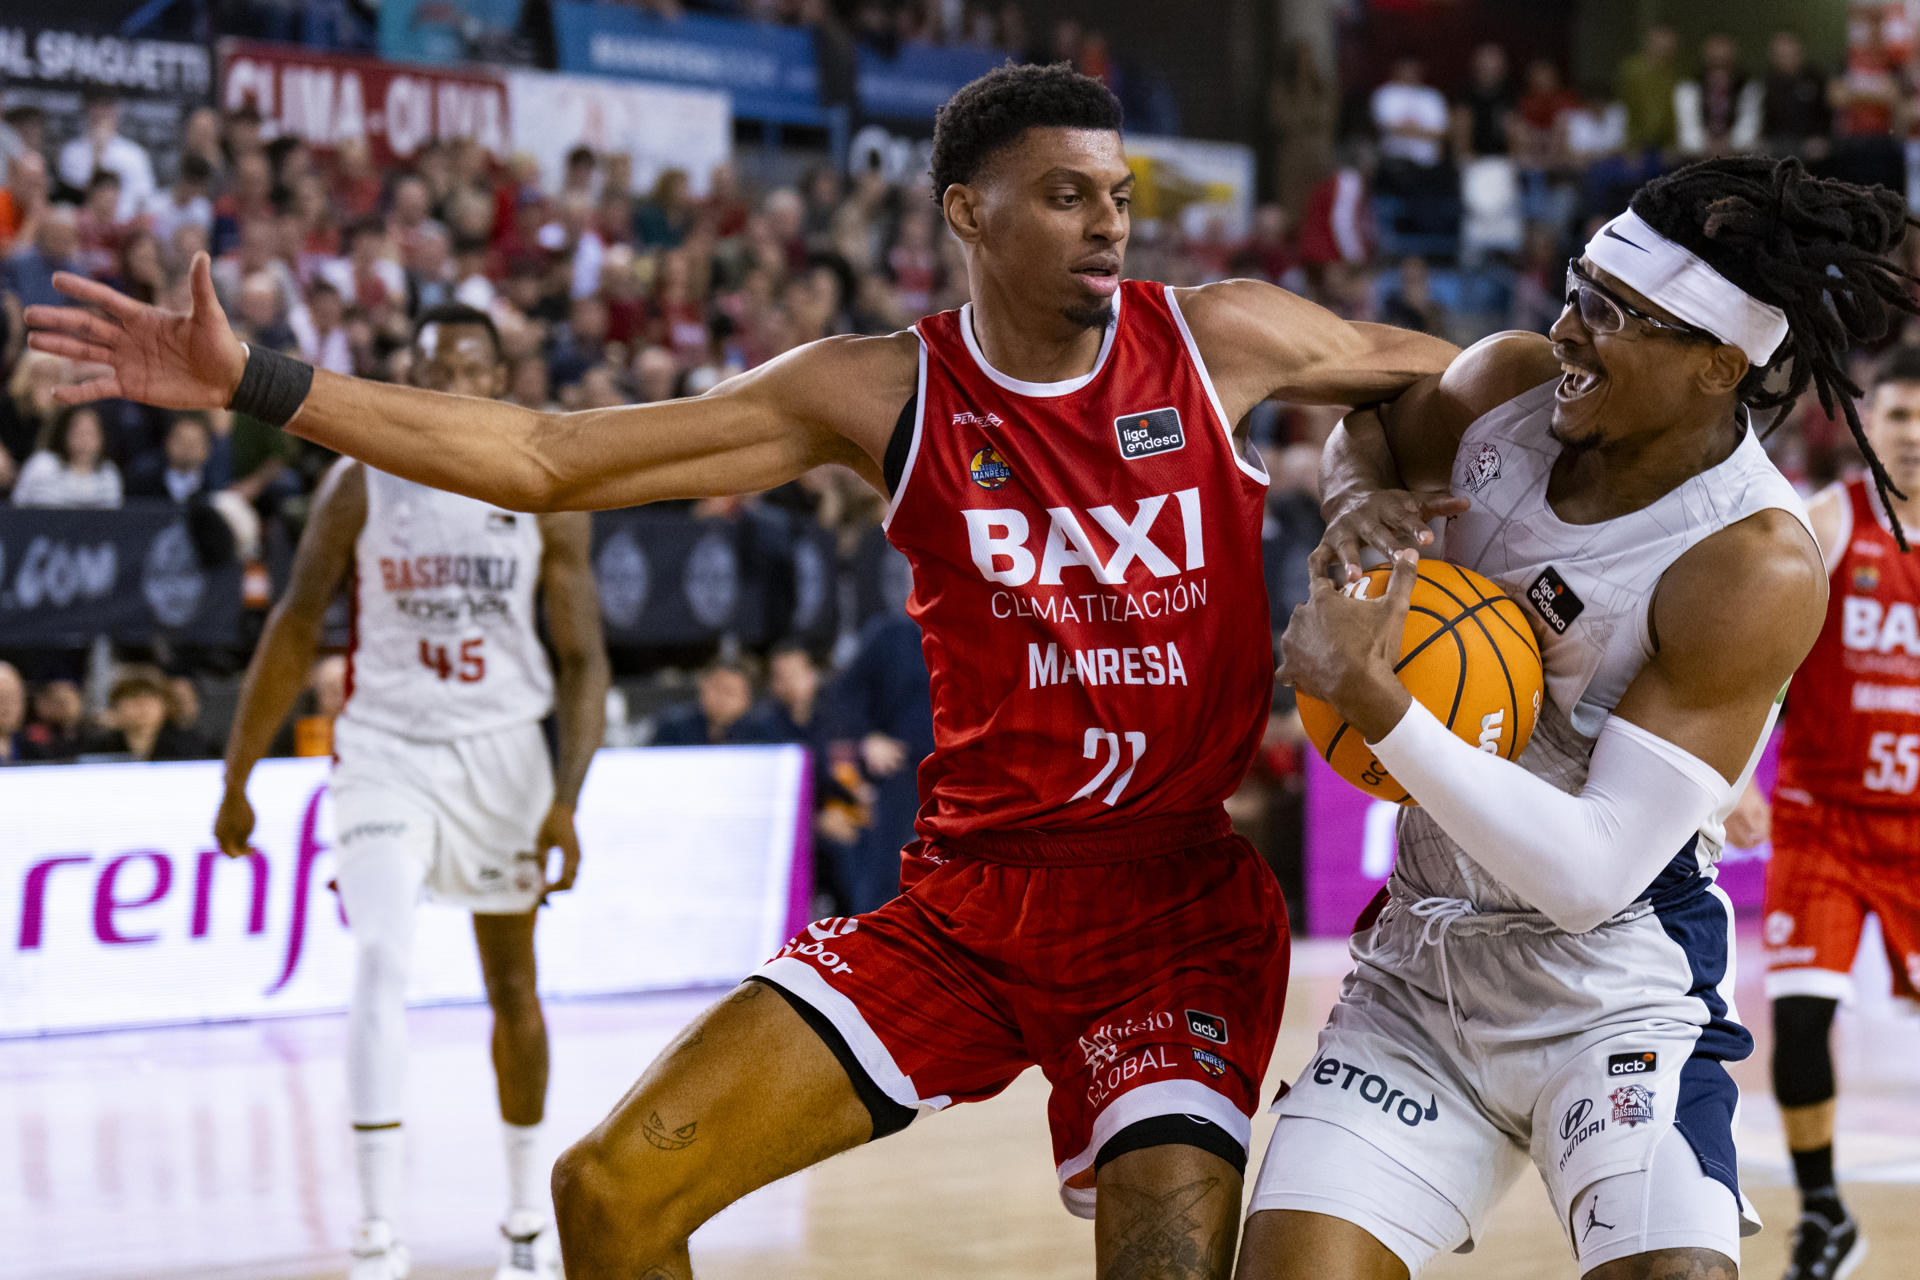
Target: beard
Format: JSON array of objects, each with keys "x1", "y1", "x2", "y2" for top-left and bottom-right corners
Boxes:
[{"x1": 1061, "y1": 299, "x2": 1115, "y2": 331}]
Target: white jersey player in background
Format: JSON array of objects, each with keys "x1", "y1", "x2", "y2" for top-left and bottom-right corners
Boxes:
[
  {"x1": 215, "y1": 305, "x2": 609, "y2": 1280},
  {"x1": 1241, "y1": 158, "x2": 1918, "y2": 1280}
]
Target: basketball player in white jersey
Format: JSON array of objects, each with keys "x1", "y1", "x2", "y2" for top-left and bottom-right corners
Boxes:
[
  {"x1": 214, "y1": 304, "x2": 609, "y2": 1280},
  {"x1": 1241, "y1": 158, "x2": 1918, "y2": 1280}
]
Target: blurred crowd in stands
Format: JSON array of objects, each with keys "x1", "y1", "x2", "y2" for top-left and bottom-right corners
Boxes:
[{"x1": 1, "y1": 11, "x2": 1914, "y2": 917}]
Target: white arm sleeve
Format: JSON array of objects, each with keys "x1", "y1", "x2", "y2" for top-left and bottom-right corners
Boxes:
[{"x1": 1368, "y1": 701, "x2": 1730, "y2": 933}]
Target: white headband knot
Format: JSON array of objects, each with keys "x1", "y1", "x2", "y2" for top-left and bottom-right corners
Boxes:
[{"x1": 1584, "y1": 209, "x2": 1790, "y2": 367}]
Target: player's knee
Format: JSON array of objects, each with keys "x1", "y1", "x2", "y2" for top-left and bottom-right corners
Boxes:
[
  {"x1": 1771, "y1": 995, "x2": 1839, "y2": 1107},
  {"x1": 552, "y1": 1135, "x2": 699, "y2": 1253},
  {"x1": 486, "y1": 970, "x2": 543, "y2": 1026}
]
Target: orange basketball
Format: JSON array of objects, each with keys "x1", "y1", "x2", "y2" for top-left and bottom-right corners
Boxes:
[{"x1": 1297, "y1": 559, "x2": 1544, "y2": 805}]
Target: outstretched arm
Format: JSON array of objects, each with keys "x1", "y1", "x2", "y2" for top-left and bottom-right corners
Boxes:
[
  {"x1": 1172, "y1": 278, "x2": 1459, "y2": 420},
  {"x1": 27, "y1": 255, "x2": 904, "y2": 513},
  {"x1": 1311, "y1": 330, "x2": 1562, "y2": 582}
]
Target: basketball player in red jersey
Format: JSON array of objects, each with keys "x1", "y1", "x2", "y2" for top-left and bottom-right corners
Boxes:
[
  {"x1": 26, "y1": 66, "x2": 1453, "y2": 1278},
  {"x1": 1724, "y1": 346, "x2": 1920, "y2": 1280}
]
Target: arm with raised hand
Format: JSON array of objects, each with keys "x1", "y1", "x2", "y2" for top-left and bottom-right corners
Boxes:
[
  {"x1": 26, "y1": 254, "x2": 903, "y2": 513},
  {"x1": 1309, "y1": 330, "x2": 1563, "y2": 583}
]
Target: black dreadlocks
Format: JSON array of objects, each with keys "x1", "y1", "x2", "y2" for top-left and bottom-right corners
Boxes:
[
  {"x1": 928, "y1": 62, "x2": 1123, "y2": 204},
  {"x1": 1632, "y1": 156, "x2": 1920, "y2": 548}
]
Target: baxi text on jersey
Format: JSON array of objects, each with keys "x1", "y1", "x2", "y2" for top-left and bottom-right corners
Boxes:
[
  {"x1": 1027, "y1": 642, "x2": 1188, "y2": 690},
  {"x1": 963, "y1": 487, "x2": 1205, "y2": 588},
  {"x1": 377, "y1": 553, "x2": 521, "y2": 593}
]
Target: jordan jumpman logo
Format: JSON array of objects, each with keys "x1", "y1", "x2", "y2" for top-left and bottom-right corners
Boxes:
[{"x1": 1582, "y1": 1195, "x2": 1617, "y2": 1240}]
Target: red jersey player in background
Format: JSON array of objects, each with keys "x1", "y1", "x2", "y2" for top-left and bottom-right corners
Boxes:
[
  {"x1": 26, "y1": 65, "x2": 1454, "y2": 1280},
  {"x1": 1726, "y1": 344, "x2": 1920, "y2": 1280}
]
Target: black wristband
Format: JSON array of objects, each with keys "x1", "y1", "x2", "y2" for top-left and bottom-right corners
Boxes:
[{"x1": 228, "y1": 343, "x2": 314, "y2": 428}]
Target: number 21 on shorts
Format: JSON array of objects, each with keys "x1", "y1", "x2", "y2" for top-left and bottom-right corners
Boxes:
[
  {"x1": 1073, "y1": 727, "x2": 1146, "y2": 805},
  {"x1": 419, "y1": 637, "x2": 486, "y2": 683}
]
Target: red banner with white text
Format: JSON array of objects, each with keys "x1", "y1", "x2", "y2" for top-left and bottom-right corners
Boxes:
[{"x1": 219, "y1": 40, "x2": 511, "y2": 166}]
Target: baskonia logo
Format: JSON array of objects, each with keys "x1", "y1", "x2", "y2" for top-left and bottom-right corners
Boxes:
[{"x1": 969, "y1": 446, "x2": 1013, "y2": 490}]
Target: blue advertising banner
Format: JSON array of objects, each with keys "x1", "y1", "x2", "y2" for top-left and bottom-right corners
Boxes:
[
  {"x1": 378, "y1": 0, "x2": 528, "y2": 67},
  {"x1": 551, "y1": 2, "x2": 820, "y2": 124},
  {"x1": 854, "y1": 41, "x2": 1002, "y2": 123},
  {"x1": 0, "y1": 504, "x2": 243, "y2": 647}
]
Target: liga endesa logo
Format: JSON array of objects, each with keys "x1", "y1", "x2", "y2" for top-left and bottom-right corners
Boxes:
[{"x1": 14, "y1": 783, "x2": 342, "y2": 997}]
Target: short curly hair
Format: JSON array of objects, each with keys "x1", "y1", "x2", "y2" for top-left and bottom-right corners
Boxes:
[{"x1": 929, "y1": 62, "x2": 1123, "y2": 203}]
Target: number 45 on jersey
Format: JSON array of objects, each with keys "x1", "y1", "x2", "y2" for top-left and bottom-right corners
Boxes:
[{"x1": 419, "y1": 638, "x2": 486, "y2": 683}]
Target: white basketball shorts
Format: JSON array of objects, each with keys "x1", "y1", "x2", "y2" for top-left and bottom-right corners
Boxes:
[
  {"x1": 330, "y1": 717, "x2": 555, "y2": 914},
  {"x1": 1247, "y1": 881, "x2": 1760, "y2": 1275}
]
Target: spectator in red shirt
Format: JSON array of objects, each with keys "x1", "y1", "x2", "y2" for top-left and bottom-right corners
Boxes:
[{"x1": 0, "y1": 152, "x2": 47, "y2": 254}]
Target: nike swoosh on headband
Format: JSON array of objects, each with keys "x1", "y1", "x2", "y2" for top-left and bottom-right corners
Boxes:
[{"x1": 1601, "y1": 226, "x2": 1648, "y2": 252}]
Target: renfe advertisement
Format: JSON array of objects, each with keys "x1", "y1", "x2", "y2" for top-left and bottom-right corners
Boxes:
[
  {"x1": 1304, "y1": 738, "x2": 1778, "y2": 936},
  {"x1": 1, "y1": 747, "x2": 810, "y2": 1037}
]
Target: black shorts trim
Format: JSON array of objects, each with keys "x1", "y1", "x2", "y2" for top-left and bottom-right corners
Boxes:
[
  {"x1": 747, "y1": 975, "x2": 917, "y2": 1140},
  {"x1": 1095, "y1": 1114, "x2": 1248, "y2": 1175}
]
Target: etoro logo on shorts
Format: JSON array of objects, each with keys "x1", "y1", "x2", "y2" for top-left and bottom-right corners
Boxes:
[{"x1": 1307, "y1": 1055, "x2": 1439, "y2": 1127}]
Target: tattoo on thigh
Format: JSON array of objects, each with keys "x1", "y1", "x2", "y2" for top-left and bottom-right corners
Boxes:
[
  {"x1": 732, "y1": 981, "x2": 765, "y2": 1003},
  {"x1": 1102, "y1": 1176, "x2": 1233, "y2": 1280},
  {"x1": 641, "y1": 1111, "x2": 699, "y2": 1151}
]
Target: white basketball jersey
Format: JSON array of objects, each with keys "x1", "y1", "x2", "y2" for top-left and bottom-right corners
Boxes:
[
  {"x1": 1393, "y1": 379, "x2": 1812, "y2": 910},
  {"x1": 341, "y1": 468, "x2": 553, "y2": 740}
]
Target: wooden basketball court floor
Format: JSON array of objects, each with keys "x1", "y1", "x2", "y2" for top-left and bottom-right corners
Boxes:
[{"x1": 9, "y1": 923, "x2": 1915, "y2": 1280}]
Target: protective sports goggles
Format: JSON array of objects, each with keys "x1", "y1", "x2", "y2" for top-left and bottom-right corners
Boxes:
[{"x1": 1564, "y1": 260, "x2": 1720, "y2": 343}]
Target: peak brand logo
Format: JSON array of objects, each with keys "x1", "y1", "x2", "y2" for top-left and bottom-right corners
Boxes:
[{"x1": 963, "y1": 488, "x2": 1205, "y2": 587}]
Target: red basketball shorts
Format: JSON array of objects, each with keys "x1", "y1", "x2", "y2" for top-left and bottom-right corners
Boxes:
[
  {"x1": 1763, "y1": 794, "x2": 1920, "y2": 1003},
  {"x1": 752, "y1": 810, "x2": 1290, "y2": 1218}
]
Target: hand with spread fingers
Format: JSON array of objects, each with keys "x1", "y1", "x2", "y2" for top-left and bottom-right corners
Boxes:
[
  {"x1": 23, "y1": 251, "x2": 247, "y2": 410},
  {"x1": 1308, "y1": 489, "x2": 1470, "y2": 585},
  {"x1": 1278, "y1": 547, "x2": 1419, "y2": 743}
]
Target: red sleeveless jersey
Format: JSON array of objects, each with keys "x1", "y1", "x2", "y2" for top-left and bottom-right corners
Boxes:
[
  {"x1": 885, "y1": 280, "x2": 1274, "y2": 843},
  {"x1": 1777, "y1": 476, "x2": 1920, "y2": 810}
]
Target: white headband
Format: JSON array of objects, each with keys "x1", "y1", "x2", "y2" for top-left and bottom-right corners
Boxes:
[{"x1": 1583, "y1": 209, "x2": 1790, "y2": 367}]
